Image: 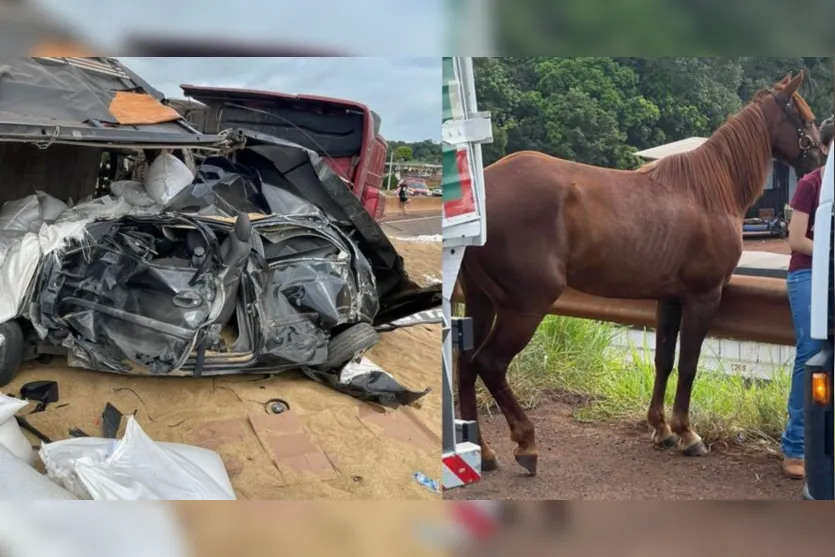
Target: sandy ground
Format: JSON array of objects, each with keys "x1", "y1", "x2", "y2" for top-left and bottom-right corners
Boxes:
[
  {"x1": 5, "y1": 236, "x2": 442, "y2": 500},
  {"x1": 445, "y1": 396, "x2": 800, "y2": 501}
]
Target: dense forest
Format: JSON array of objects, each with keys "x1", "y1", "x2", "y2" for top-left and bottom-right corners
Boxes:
[{"x1": 474, "y1": 57, "x2": 834, "y2": 169}]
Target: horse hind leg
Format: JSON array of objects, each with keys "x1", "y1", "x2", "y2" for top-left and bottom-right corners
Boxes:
[
  {"x1": 647, "y1": 299, "x2": 683, "y2": 449},
  {"x1": 457, "y1": 282, "x2": 499, "y2": 470},
  {"x1": 473, "y1": 309, "x2": 546, "y2": 475},
  {"x1": 670, "y1": 293, "x2": 723, "y2": 457}
]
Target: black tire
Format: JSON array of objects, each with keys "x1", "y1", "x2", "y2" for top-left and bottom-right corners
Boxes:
[
  {"x1": 320, "y1": 323, "x2": 378, "y2": 370},
  {"x1": 0, "y1": 320, "x2": 24, "y2": 387}
]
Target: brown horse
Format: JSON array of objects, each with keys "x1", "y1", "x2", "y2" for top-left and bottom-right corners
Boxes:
[{"x1": 456, "y1": 71, "x2": 821, "y2": 476}]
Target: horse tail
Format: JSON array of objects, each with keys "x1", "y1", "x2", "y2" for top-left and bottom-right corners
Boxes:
[
  {"x1": 455, "y1": 254, "x2": 496, "y2": 383},
  {"x1": 452, "y1": 276, "x2": 465, "y2": 307}
]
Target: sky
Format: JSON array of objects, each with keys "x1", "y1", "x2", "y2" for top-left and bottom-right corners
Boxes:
[{"x1": 118, "y1": 57, "x2": 441, "y2": 142}]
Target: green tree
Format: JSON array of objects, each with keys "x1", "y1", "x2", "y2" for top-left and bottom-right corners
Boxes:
[
  {"x1": 382, "y1": 173, "x2": 399, "y2": 190},
  {"x1": 471, "y1": 57, "x2": 833, "y2": 170},
  {"x1": 534, "y1": 57, "x2": 660, "y2": 167},
  {"x1": 393, "y1": 145, "x2": 413, "y2": 161},
  {"x1": 386, "y1": 140, "x2": 441, "y2": 164},
  {"x1": 617, "y1": 57, "x2": 744, "y2": 141}
]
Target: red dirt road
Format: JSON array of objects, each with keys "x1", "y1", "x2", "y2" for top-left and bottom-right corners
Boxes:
[{"x1": 445, "y1": 397, "x2": 800, "y2": 500}]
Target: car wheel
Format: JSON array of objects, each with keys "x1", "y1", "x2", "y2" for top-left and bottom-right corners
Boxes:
[
  {"x1": 0, "y1": 320, "x2": 24, "y2": 387},
  {"x1": 321, "y1": 323, "x2": 378, "y2": 370}
]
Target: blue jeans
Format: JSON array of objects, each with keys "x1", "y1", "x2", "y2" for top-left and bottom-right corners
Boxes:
[{"x1": 782, "y1": 268, "x2": 823, "y2": 459}]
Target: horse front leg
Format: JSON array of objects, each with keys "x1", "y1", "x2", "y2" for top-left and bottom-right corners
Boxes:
[
  {"x1": 647, "y1": 299, "x2": 683, "y2": 449},
  {"x1": 670, "y1": 292, "x2": 722, "y2": 456},
  {"x1": 474, "y1": 310, "x2": 545, "y2": 475}
]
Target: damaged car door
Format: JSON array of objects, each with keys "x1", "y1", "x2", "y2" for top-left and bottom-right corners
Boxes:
[
  {"x1": 33, "y1": 214, "x2": 251, "y2": 374},
  {"x1": 249, "y1": 213, "x2": 379, "y2": 368}
]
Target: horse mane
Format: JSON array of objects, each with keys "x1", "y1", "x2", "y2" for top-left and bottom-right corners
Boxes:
[{"x1": 637, "y1": 102, "x2": 773, "y2": 215}]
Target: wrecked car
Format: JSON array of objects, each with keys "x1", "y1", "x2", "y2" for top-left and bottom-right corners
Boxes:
[{"x1": 0, "y1": 57, "x2": 440, "y2": 407}]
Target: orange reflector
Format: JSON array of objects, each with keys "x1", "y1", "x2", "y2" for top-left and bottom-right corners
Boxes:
[
  {"x1": 29, "y1": 43, "x2": 97, "y2": 57},
  {"x1": 811, "y1": 373, "x2": 830, "y2": 405}
]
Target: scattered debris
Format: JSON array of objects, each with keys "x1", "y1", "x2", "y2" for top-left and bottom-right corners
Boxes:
[
  {"x1": 303, "y1": 357, "x2": 430, "y2": 408},
  {"x1": 376, "y1": 308, "x2": 443, "y2": 332},
  {"x1": 101, "y1": 402, "x2": 124, "y2": 439},
  {"x1": 15, "y1": 416, "x2": 52, "y2": 444},
  {"x1": 20, "y1": 380, "x2": 59, "y2": 413},
  {"x1": 413, "y1": 471, "x2": 441, "y2": 494},
  {"x1": 265, "y1": 399, "x2": 290, "y2": 415}
]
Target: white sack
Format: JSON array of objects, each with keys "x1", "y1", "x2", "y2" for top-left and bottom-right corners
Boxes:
[
  {"x1": 0, "y1": 192, "x2": 150, "y2": 324},
  {"x1": 0, "y1": 394, "x2": 34, "y2": 465},
  {"x1": 109, "y1": 180, "x2": 156, "y2": 208},
  {"x1": 0, "y1": 192, "x2": 68, "y2": 233},
  {"x1": 0, "y1": 233, "x2": 41, "y2": 324},
  {"x1": 35, "y1": 191, "x2": 68, "y2": 224},
  {"x1": 0, "y1": 443, "x2": 78, "y2": 500},
  {"x1": 144, "y1": 152, "x2": 194, "y2": 206},
  {"x1": 0, "y1": 195, "x2": 41, "y2": 233},
  {"x1": 40, "y1": 416, "x2": 236, "y2": 500}
]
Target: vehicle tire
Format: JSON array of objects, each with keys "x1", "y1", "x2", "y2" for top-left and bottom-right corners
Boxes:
[
  {"x1": 320, "y1": 323, "x2": 378, "y2": 370},
  {"x1": 0, "y1": 320, "x2": 24, "y2": 387}
]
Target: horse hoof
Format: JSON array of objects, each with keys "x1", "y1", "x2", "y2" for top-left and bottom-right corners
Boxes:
[
  {"x1": 482, "y1": 456, "x2": 499, "y2": 472},
  {"x1": 681, "y1": 439, "x2": 709, "y2": 457},
  {"x1": 653, "y1": 435, "x2": 678, "y2": 450},
  {"x1": 515, "y1": 453, "x2": 538, "y2": 476}
]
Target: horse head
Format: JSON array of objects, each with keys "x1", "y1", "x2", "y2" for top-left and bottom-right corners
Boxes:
[{"x1": 755, "y1": 70, "x2": 821, "y2": 176}]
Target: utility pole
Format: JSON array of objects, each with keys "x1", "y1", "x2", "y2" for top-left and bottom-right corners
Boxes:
[{"x1": 387, "y1": 148, "x2": 395, "y2": 189}]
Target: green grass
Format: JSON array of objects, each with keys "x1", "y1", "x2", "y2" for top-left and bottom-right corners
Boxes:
[{"x1": 473, "y1": 315, "x2": 790, "y2": 447}]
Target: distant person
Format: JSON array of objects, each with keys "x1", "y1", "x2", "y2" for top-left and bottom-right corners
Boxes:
[
  {"x1": 398, "y1": 182, "x2": 410, "y2": 215},
  {"x1": 781, "y1": 115, "x2": 833, "y2": 479}
]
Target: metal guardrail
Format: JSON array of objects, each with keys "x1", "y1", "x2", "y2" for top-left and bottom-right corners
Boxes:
[
  {"x1": 454, "y1": 274, "x2": 793, "y2": 346},
  {"x1": 551, "y1": 275, "x2": 793, "y2": 346}
]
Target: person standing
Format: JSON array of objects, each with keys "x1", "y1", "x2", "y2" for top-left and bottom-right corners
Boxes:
[
  {"x1": 782, "y1": 116, "x2": 833, "y2": 479},
  {"x1": 398, "y1": 181, "x2": 410, "y2": 215}
]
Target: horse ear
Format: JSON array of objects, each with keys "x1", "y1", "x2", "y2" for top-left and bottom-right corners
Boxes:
[
  {"x1": 783, "y1": 70, "x2": 804, "y2": 96},
  {"x1": 775, "y1": 73, "x2": 792, "y2": 88}
]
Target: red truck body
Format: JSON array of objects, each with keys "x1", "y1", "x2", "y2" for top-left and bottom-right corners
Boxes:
[{"x1": 177, "y1": 85, "x2": 388, "y2": 220}]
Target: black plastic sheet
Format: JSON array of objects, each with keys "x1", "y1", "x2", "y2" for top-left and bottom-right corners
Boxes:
[
  {"x1": 301, "y1": 366, "x2": 431, "y2": 409},
  {"x1": 165, "y1": 156, "x2": 269, "y2": 217}
]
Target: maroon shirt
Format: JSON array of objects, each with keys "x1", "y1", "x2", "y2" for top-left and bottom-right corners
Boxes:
[{"x1": 788, "y1": 167, "x2": 822, "y2": 272}]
